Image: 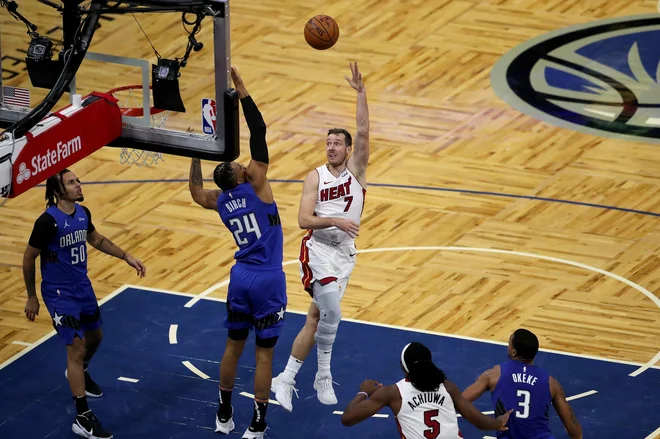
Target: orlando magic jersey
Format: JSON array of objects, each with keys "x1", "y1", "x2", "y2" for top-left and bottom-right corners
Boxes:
[
  {"x1": 491, "y1": 360, "x2": 554, "y2": 439},
  {"x1": 42, "y1": 204, "x2": 90, "y2": 285},
  {"x1": 217, "y1": 182, "x2": 283, "y2": 267}
]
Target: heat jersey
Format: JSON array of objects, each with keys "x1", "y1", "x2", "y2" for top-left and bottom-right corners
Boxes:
[
  {"x1": 217, "y1": 182, "x2": 283, "y2": 267},
  {"x1": 41, "y1": 204, "x2": 90, "y2": 286},
  {"x1": 491, "y1": 360, "x2": 554, "y2": 439},
  {"x1": 312, "y1": 164, "x2": 365, "y2": 244},
  {"x1": 395, "y1": 379, "x2": 461, "y2": 439}
]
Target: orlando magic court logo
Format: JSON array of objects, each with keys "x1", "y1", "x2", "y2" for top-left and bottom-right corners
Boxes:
[{"x1": 491, "y1": 15, "x2": 660, "y2": 143}]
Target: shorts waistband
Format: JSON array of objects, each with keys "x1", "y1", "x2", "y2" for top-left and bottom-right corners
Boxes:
[
  {"x1": 310, "y1": 235, "x2": 355, "y2": 247},
  {"x1": 235, "y1": 261, "x2": 284, "y2": 271}
]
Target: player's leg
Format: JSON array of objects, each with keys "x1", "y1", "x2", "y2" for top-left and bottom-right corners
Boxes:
[
  {"x1": 277, "y1": 302, "x2": 319, "y2": 382},
  {"x1": 42, "y1": 288, "x2": 113, "y2": 439},
  {"x1": 242, "y1": 269, "x2": 286, "y2": 438},
  {"x1": 215, "y1": 265, "x2": 252, "y2": 434},
  {"x1": 312, "y1": 280, "x2": 342, "y2": 405},
  {"x1": 78, "y1": 284, "x2": 104, "y2": 398}
]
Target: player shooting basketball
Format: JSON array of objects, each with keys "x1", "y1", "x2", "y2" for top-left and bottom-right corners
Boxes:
[
  {"x1": 22, "y1": 168, "x2": 146, "y2": 439},
  {"x1": 271, "y1": 62, "x2": 369, "y2": 411},
  {"x1": 188, "y1": 67, "x2": 286, "y2": 439}
]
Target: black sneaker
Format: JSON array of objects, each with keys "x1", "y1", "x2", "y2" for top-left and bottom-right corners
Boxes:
[
  {"x1": 84, "y1": 371, "x2": 103, "y2": 398},
  {"x1": 72, "y1": 410, "x2": 113, "y2": 439},
  {"x1": 65, "y1": 369, "x2": 104, "y2": 398}
]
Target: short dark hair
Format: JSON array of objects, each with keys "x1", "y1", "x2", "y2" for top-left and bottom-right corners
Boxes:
[
  {"x1": 213, "y1": 162, "x2": 237, "y2": 191},
  {"x1": 45, "y1": 168, "x2": 70, "y2": 207},
  {"x1": 402, "y1": 342, "x2": 447, "y2": 392},
  {"x1": 511, "y1": 329, "x2": 539, "y2": 361},
  {"x1": 327, "y1": 128, "x2": 352, "y2": 146}
]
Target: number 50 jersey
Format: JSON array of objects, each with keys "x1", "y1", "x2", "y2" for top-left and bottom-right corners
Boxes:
[{"x1": 217, "y1": 182, "x2": 283, "y2": 268}]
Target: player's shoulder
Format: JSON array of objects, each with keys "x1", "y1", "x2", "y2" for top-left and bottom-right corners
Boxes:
[{"x1": 35, "y1": 210, "x2": 56, "y2": 226}]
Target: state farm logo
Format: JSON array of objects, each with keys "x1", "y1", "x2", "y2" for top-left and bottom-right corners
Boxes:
[{"x1": 16, "y1": 162, "x2": 31, "y2": 184}]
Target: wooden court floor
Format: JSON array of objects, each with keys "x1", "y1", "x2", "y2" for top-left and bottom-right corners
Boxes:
[{"x1": 1, "y1": 0, "x2": 659, "y2": 378}]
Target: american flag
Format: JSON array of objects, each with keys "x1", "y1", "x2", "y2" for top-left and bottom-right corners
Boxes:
[{"x1": 2, "y1": 86, "x2": 31, "y2": 108}]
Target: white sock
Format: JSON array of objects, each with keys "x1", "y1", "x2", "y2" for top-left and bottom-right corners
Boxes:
[
  {"x1": 317, "y1": 347, "x2": 332, "y2": 377},
  {"x1": 282, "y1": 355, "x2": 303, "y2": 382}
]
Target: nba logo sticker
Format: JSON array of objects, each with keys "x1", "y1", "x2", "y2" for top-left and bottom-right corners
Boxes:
[{"x1": 201, "y1": 98, "x2": 216, "y2": 135}]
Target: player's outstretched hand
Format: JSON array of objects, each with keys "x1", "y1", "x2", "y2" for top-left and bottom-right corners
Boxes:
[
  {"x1": 359, "y1": 379, "x2": 383, "y2": 396},
  {"x1": 496, "y1": 409, "x2": 513, "y2": 431},
  {"x1": 24, "y1": 296, "x2": 39, "y2": 321},
  {"x1": 334, "y1": 218, "x2": 360, "y2": 238},
  {"x1": 124, "y1": 253, "x2": 146, "y2": 278},
  {"x1": 344, "y1": 62, "x2": 365, "y2": 93},
  {"x1": 231, "y1": 66, "x2": 249, "y2": 99}
]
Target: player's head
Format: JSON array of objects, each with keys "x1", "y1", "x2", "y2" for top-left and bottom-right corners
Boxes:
[
  {"x1": 400, "y1": 342, "x2": 447, "y2": 392},
  {"x1": 45, "y1": 168, "x2": 83, "y2": 207},
  {"x1": 213, "y1": 162, "x2": 247, "y2": 191},
  {"x1": 326, "y1": 128, "x2": 352, "y2": 167},
  {"x1": 508, "y1": 328, "x2": 539, "y2": 363}
]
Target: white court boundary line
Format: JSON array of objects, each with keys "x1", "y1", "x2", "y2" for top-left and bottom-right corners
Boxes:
[
  {"x1": 181, "y1": 246, "x2": 660, "y2": 375},
  {"x1": 645, "y1": 425, "x2": 660, "y2": 439},
  {"x1": 169, "y1": 324, "x2": 178, "y2": 344}
]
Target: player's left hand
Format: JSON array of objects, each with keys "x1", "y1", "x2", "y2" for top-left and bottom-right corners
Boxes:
[
  {"x1": 124, "y1": 253, "x2": 146, "y2": 278},
  {"x1": 360, "y1": 379, "x2": 383, "y2": 396},
  {"x1": 344, "y1": 62, "x2": 365, "y2": 93},
  {"x1": 496, "y1": 409, "x2": 513, "y2": 431}
]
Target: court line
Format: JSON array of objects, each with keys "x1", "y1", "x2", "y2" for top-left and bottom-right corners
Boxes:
[
  {"x1": 185, "y1": 245, "x2": 659, "y2": 374},
  {"x1": 629, "y1": 350, "x2": 660, "y2": 377},
  {"x1": 0, "y1": 284, "x2": 130, "y2": 371},
  {"x1": 169, "y1": 324, "x2": 178, "y2": 344},
  {"x1": 645, "y1": 425, "x2": 660, "y2": 439},
  {"x1": 10, "y1": 341, "x2": 32, "y2": 347},
  {"x1": 332, "y1": 410, "x2": 388, "y2": 418},
  {"x1": 34, "y1": 178, "x2": 660, "y2": 217},
  {"x1": 182, "y1": 360, "x2": 210, "y2": 380},
  {"x1": 114, "y1": 283, "x2": 660, "y2": 371},
  {"x1": 118, "y1": 377, "x2": 140, "y2": 383}
]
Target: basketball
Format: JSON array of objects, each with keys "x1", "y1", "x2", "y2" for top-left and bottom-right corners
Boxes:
[{"x1": 304, "y1": 15, "x2": 339, "y2": 50}]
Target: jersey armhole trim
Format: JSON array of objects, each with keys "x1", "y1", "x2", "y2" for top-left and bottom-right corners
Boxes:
[{"x1": 393, "y1": 383, "x2": 403, "y2": 418}]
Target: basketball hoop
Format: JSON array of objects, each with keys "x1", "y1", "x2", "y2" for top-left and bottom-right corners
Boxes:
[{"x1": 107, "y1": 85, "x2": 167, "y2": 167}]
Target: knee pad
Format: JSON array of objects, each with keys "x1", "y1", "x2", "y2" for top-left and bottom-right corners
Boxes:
[
  {"x1": 313, "y1": 286, "x2": 342, "y2": 347},
  {"x1": 228, "y1": 328, "x2": 249, "y2": 341},
  {"x1": 256, "y1": 335, "x2": 279, "y2": 348}
]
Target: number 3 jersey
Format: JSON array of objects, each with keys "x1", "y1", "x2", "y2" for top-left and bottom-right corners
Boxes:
[
  {"x1": 491, "y1": 360, "x2": 553, "y2": 439},
  {"x1": 217, "y1": 182, "x2": 283, "y2": 268},
  {"x1": 394, "y1": 379, "x2": 461, "y2": 439}
]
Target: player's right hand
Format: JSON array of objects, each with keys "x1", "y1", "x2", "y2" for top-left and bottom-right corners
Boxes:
[
  {"x1": 496, "y1": 409, "x2": 513, "y2": 431},
  {"x1": 24, "y1": 296, "x2": 40, "y2": 322},
  {"x1": 334, "y1": 218, "x2": 360, "y2": 238}
]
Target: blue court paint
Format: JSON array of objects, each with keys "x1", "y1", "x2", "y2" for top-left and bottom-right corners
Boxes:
[
  {"x1": 0, "y1": 287, "x2": 658, "y2": 439},
  {"x1": 34, "y1": 179, "x2": 660, "y2": 218}
]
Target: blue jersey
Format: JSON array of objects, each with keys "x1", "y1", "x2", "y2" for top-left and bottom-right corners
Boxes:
[
  {"x1": 217, "y1": 182, "x2": 283, "y2": 267},
  {"x1": 491, "y1": 360, "x2": 554, "y2": 439},
  {"x1": 42, "y1": 204, "x2": 90, "y2": 285}
]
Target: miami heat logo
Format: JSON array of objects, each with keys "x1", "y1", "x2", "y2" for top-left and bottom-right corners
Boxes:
[{"x1": 491, "y1": 15, "x2": 660, "y2": 144}]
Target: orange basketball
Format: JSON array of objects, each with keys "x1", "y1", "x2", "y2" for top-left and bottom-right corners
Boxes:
[{"x1": 304, "y1": 15, "x2": 340, "y2": 50}]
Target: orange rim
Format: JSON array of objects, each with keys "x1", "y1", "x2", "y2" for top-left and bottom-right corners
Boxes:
[{"x1": 106, "y1": 85, "x2": 166, "y2": 117}]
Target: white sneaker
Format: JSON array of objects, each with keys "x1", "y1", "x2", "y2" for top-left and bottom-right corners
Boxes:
[
  {"x1": 242, "y1": 425, "x2": 267, "y2": 438},
  {"x1": 214, "y1": 407, "x2": 235, "y2": 434},
  {"x1": 271, "y1": 373, "x2": 298, "y2": 412},
  {"x1": 313, "y1": 373, "x2": 338, "y2": 405}
]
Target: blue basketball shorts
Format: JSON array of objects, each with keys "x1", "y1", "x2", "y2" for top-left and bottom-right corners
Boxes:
[
  {"x1": 42, "y1": 280, "x2": 102, "y2": 345},
  {"x1": 225, "y1": 263, "x2": 287, "y2": 340}
]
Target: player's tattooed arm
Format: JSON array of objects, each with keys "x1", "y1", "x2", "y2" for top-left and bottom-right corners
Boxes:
[
  {"x1": 551, "y1": 376, "x2": 583, "y2": 439},
  {"x1": 189, "y1": 158, "x2": 222, "y2": 210},
  {"x1": 87, "y1": 230, "x2": 146, "y2": 278},
  {"x1": 22, "y1": 244, "x2": 41, "y2": 321}
]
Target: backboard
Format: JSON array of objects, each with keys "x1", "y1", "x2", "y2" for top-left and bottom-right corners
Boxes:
[{"x1": 0, "y1": 0, "x2": 239, "y2": 163}]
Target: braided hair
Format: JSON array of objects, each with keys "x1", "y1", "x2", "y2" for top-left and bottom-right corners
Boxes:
[
  {"x1": 213, "y1": 162, "x2": 237, "y2": 191},
  {"x1": 401, "y1": 342, "x2": 447, "y2": 392},
  {"x1": 44, "y1": 169, "x2": 70, "y2": 208}
]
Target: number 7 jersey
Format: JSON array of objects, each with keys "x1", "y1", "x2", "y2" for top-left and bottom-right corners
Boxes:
[
  {"x1": 217, "y1": 182, "x2": 283, "y2": 268},
  {"x1": 312, "y1": 164, "x2": 366, "y2": 244}
]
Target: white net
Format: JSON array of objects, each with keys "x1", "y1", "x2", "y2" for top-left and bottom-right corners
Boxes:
[{"x1": 109, "y1": 86, "x2": 168, "y2": 167}]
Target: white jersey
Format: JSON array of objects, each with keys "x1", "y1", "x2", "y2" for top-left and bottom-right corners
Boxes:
[
  {"x1": 395, "y1": 380, "x2": 462, "y2": 439},
  {"x1": 311, "y1": 164, "x2": 365, "y2": 245}
]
